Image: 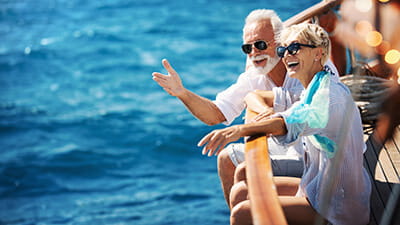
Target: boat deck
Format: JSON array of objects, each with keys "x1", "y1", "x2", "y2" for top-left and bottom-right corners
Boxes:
[{"x1": 364, "y1": 127, "x2": 400, "y2": 225}]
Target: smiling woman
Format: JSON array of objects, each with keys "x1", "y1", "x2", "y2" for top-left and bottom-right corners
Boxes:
[
  {"x1": 199, "y1": 23, "x2": 371, "y2": 225},
  {"x1": 278, "y1": 23, "x2": 331, "y2": 87}
]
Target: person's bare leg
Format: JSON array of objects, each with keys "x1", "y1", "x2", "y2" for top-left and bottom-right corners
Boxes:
[
  {"x1": 230, "y1": 180, "x2": 248, "y2": 209},
  {"x1": 230, "y1": 200, "x2": 252, "y2": 225},
  {"x1": 230, "y1": 162, "x2": 248, "y2": 208},
  {"x1": 273, "y1": 176, "x2": 301, "y2": 196},
  {"x1": 230, "y1": 194, "x2": 321, "y2": 225},
  {"x1": 230, "y1": 177, "x2": 323, "y2": 225},
  {"x1": 234, "y1": 162, "x2": 246, "y2": 183},
  {"x1": 276, "y1": 177, "x2": 317, "y2": 224},
  {"x1": 217, "y1": 149, "x2": 236, "y2": 208},
  {"x1": 230, "y1": 169, "x2": 300, "y2": 210},
  {"x1": 280, "y1": 196, "x2": 323, "y2": 225}
]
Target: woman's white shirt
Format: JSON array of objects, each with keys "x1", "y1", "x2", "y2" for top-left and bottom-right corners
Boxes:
[{"x1": 273, "y1": 76, "x2": 371, "y2": 225}]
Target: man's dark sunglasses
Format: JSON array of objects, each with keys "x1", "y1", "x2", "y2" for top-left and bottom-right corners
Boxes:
[
  {"x1": 241, "y1": 40, "x2": 268, "y2": 54},
  {"x1": 276, "y1": 42, "x2": 316, "y2": 58}
]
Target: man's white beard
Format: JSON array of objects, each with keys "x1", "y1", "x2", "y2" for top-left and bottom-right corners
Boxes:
[{"x1": 247, "y1": 54, "x2": 280, "y2": 76}]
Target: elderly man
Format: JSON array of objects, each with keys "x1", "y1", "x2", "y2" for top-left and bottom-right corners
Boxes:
[{"x1": 152, "y1": 9, "x2": 339, "y2": 207}]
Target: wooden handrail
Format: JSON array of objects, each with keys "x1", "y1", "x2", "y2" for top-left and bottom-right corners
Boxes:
[
  {"x1": 244, "y1": 109, "x2": 287, "y2": 225},
  {"x1": 283, "y1": 0, "x2": 340, "y2": 27}
]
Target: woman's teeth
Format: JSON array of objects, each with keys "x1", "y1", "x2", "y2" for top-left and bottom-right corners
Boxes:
[{"x1": 288, "y1": 62, "x2": 299, "y2": 68}]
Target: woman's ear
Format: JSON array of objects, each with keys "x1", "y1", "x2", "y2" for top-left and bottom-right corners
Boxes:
[{"x1": 314, "y1": 47, "x2": 324, "y2": 62}]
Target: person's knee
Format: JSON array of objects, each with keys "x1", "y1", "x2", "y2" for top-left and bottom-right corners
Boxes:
[
  {"x1": 217, "y1": 149, "x2": 230, "y2": 168},
  {"x1": 229, "y1": 180, "x2": 248, "y2": 208},
  {"x1": 230, "y1": 200, "x2": 252, "y2": 225},
  {"x1": 217, "y1": 149, "x2": 235, "y2": 176},
  {"x1": 234, "y1": 162, "x2": 246, "y2": 183}
]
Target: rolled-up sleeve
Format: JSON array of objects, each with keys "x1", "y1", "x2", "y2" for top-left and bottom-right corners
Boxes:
[
  {"x1": 271, "y1": 105, "x2": 324, "y2": 147},
  {"x1": 271, "y1": 108, "x2": 307, "y2": 146},
  {"x1": 213, "y1": 73, "x2": 251, "y2": 125}
]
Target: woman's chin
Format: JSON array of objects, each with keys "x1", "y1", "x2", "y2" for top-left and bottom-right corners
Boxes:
[{"x1": 287, "y1": 70, "x2": 298, "y2": 78}]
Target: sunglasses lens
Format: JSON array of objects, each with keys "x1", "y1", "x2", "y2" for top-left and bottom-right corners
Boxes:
[
  {"x1": 287, "y1": 43, "x2": 300, "y2": 55},
  {"x1": 242, "y1": 41, "x2": 268, "y2": 54},
  {"x1": 254, "y1": 41, "x2": 267, "y2": 50},
  {"x1": 276, "y1": 46, "x2": 286, "y2": 58},
  {"x1": 241, "y1": 44, "x2": 252, "y2": 54}
]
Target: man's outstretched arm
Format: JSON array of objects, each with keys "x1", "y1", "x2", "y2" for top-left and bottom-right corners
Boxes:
[{"x1": 152, "y1": 59, "x2": 226, "y2": 125}]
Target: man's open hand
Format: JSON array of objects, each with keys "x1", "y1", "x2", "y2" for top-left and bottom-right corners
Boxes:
[{"x1": 152, "y1": 59, "x2": 185, "y2": 97}]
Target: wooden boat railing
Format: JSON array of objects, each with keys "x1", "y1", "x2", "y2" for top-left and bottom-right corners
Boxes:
[
  {"x1": 283, "y1": 0, "x2": 340, "y2": 27},
  {"x1": 244, "y1": 109, "x2": 287, "y2": 225},
  {"x1": 243, "y1": 0, "x2": 400, "y2": 224}
]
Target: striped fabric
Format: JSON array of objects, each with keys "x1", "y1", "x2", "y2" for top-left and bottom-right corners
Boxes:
[{"x1": 273, "y1": 74, "x2": 371, "y2": 225}]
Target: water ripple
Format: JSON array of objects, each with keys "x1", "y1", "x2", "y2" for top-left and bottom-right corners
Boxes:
[{"x1": 0, "y1": 0, "x2": 320, "y2": 224}]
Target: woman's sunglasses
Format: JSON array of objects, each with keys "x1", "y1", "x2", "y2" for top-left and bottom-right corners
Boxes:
[
  {"x1": 276, "y1": 43, "x2": 316, "y2": 58},
  {"x1": 241, "y1": 40, "x2": 268, "y2": 54}
]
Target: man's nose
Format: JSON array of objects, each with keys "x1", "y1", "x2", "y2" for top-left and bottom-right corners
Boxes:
[{"x1": 249, "y1": 45, "x2": 259, "y2": 55}]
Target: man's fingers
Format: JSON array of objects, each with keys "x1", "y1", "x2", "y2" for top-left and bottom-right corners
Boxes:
[
  {"x1": 152, "y1": 76, "x2": 168, "y2": 88},
  {"x1": 152, "y1": 72, "x2": 168, "y2": 79},
  {"x1": 152, "y1": 76, "x2": 167, "y2": 85},
  {"x1": 162, "y1": 59, "x2": 178, "y2": 77}
]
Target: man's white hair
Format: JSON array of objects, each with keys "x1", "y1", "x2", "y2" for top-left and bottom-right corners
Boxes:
[{"x1": 243, "y1": 9, "x2": 283, "y2": 42}]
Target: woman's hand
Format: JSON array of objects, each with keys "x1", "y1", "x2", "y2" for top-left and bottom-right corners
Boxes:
[
  {"x1": 251, "y1": 107, "x2": 274, "y2": 123},
  {"x1": 197, "y1": 125, "x2": 243, "y2": 156}
]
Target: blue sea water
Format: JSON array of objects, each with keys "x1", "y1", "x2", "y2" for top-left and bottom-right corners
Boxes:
[{"x1": 0, "y1": 0, "x2": 320, "y2": 224}]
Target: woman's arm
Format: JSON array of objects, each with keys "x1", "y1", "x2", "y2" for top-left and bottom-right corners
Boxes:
[
  {"x1": 244, "y1": 90, "x2": 275, "y2": 122},
  {"x1": 197, "y1": 117, "x2": 287, "y2": 156}
]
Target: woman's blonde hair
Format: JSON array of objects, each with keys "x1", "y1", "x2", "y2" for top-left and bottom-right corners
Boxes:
[{"x1": 279, "y1": 23, "x2": 331, "y2": 64}]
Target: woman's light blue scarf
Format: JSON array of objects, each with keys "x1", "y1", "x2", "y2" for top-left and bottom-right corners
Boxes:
[{"x1": 286, "y1": 70, "x2": 337, "y2": 158}]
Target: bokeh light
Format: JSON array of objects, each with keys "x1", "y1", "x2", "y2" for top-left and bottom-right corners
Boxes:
[
  {"x1": 355, "y1": 20, "x2": 373, "y2": 36},
  {"x1": 355, "y1": 0, "x2": 373, "y2": 12},
  {"x1": 385, "y1": 49, "x2": 400, "y2": 64},
  {"x1": 366, "y1": 31, "x2": 383, "y2": 47}
]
